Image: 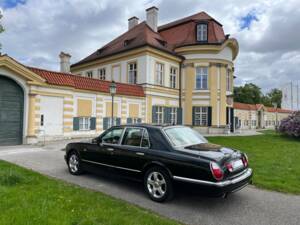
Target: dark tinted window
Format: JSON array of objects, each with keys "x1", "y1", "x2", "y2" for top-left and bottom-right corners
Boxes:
[
  {"x1": 141, "y1": 129, "x2": 150, "y2": 148},
  {"x1": 122, "y1": 128, "x2": 143, "y2": 147},
  {"x1": 102, "y1": 128, "x2": 124, "y2": 144}
]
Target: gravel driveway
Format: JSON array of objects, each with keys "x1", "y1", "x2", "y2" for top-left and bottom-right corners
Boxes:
[{"x1": 0, "y1": 142, "x2": 299, "y2": 225}]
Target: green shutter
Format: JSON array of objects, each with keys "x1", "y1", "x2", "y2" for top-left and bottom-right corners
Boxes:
[
  {"x1": 152, "y1": 106, "x2": 158, "y2": 124},
  {"x1": 207, "y1": 107, "x2": 212, "y2": 127},
  {"x1": 137, "y1": 118, "x2": 142, "y2": 124},
  {"x1": 230, "y1": 108, "x2": 234, "y2": 132},
  {"x1": 90, "y1": 117, "x2": 96, "y2": 130},
  {"x1": 164, "y1": 107, "x2": 171, "y2": 124},
  {"x1": 192, "y1": 107, "x2": 196, "y2": 126},
  {"x1": 226, "y1": 107, "x2": 229, "y2": 125},
  {"x1": 127, "y1": 118, "x2": 132, "y2": 124},
  {"x1": 177, "y1": 107, "x2": 182, "y2": 125},
  {"x1": 73, "y1": 117, "x2": 79, "y2": 131},
  {"x1": 103, "y1": 117, "x2": 109, "y2": 130},
  {"x1": 116, "y1": 118, "x2": 121, "y2": 125}
]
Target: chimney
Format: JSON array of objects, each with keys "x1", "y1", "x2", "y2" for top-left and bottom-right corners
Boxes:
[
  {"x1": 128, "y1": 16, "x2": 139, "y2": 30},
  {"x1": 59, "y1": 52, "x2": 71, "y2": 73},
  {"x1": 146, "y1": 6, "x2": 158, "y2": 32}
]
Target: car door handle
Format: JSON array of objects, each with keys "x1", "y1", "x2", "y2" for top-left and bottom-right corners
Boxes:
[
  {"x1": 136, "y1": 152, "x2": 144, "y2": 156},
  {"x1": 106, "y1": 148, "x2": 114, "y2": 152}
]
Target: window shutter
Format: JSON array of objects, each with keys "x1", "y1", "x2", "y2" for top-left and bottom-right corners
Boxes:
[
  {"x1": 116, "y1": 117, "x2": 121, "y2": 126},
  {"x1": 103, "y1": 117, "x2": 109, "y2": 130},
  {"x1": 192, "y1": 107, "x2": 196, "y2": 126},
  {"x1": 137, "y1": 118, "x2": 142, "y2": 124},
  {"x1": 226, "y1": 107, "x2": 229, "y2": 125},
  {"x1": 90, "y1": 117, "x2": 96, "y2": 130},
  {"x1": 207, "y1": 107, "x2": 212, "y2": 127},
  {"x1": 230, "y1": 108, "x2": 234, "y2": 132},
  {"x1": 127, "y1": 118, "x2": 132, "y2": 124},
  {"x1": 164, "y1": 107, "x2": 171, "y2": 124},
  {"x1": 73, "y1": 117, "x2": 79, "y2": 131},
  {"x1": 177, "y1": 107, "x2": 182, "y2": 125},
  {"x1": 152, "y1": 106, "x2": 158, "y2": 124}
]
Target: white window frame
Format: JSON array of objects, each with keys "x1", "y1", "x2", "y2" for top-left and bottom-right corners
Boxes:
[
  {"x1": 79, "y1": 117, "x2": 91, "y2": 131},
  {"x1": 98, "y1": 68, "x2": 106, "y2": 80},
  {"x1": 195, "y1": 67, "x2": 208, "y2": 90},
  {"x1": 170, "y1": 107, "x2": 177, "y2": 125},
  {"x1": 156, "y1": 106, "x2": 164, "y2": 124},
  {"x1": 86, "y1": 71, "x2": 93, "y2": 78},
  {"x1": 169, "y1": 67, "x2": 177, "y2": 89},
  {"x1": 128, "y1": 62, "x2": 137, "y2": 84},
  {"x1": 197, "y1": 24, "x2": 208, "y2": 42},
  {"x1": 132, "y1": 117, "x2": 140, "y2": 124},
  {"x1": 194, "y1": 107, "x2": 208, "y2": 126},
  {"x1": 155, "y1": 63, "x2": 164, "y2": 86}
]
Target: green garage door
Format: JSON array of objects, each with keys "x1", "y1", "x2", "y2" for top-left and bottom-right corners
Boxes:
[{"x1": 0, "y1": 76, "x2": 24, "y2": 146}]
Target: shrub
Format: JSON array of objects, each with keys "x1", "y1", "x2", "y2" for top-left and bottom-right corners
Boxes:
[{"x1": 279, "y1": 111, "x2": 300, "y2": 137}]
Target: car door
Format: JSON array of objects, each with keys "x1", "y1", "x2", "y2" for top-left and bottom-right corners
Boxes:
[
  {"x1": 82, "y1": 127, "x2": 125, "y2": 167},
  {"x1": 110, "y1": 127, "x2": 151, "y2": 173}
]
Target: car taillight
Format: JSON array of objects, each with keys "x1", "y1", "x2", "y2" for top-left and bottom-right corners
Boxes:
[
  {"x1": 210, "y1": 162, "x2": 224, "y2": 181},
  {"x1": 242, "y1": 154, "x2": 248, "y2": 167}
]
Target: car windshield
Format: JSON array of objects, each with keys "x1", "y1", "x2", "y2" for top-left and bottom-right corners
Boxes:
[{"x1": 164, "y1": 127, "x2": 208, "y2": 147}]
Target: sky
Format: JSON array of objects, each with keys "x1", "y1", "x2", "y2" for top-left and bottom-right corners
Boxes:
[{"x1": 0, "y1": 0, "x2": 299, "y2": 92}]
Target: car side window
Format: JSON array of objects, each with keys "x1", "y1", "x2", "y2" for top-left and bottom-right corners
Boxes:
[
  {"x1": 102, "y1": 128, "x2": 124, "y2": 144},
  {"x1": 121, "y1": 128, "x2": 143, "y2": 147},
  {"x1": 141, "y1": 129, "x2": 150, "y2": 148}
]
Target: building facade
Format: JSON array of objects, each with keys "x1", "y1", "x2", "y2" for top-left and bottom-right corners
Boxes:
[
  {"x1": 234, "y1": 102, "x2": 292, "y2": 130},
  {"x1": 282, "y1": 81, "x2": 300, "y2": 111},
  {"x1": 0, "y1": 7, "x2": 239, "y2": 145}
]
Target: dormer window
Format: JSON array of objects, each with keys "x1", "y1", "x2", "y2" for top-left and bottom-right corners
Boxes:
[{"x1": 196, "y1": 23, "x2": 208, "y2": 42}]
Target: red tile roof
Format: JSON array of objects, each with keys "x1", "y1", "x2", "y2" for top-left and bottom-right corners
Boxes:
[
  {"x1": 234, "y1": 102, "x2": 292, "y2": 113},
  {"x1": 28, "y1": 67, "x2": 145, "y2": 97},
  {"x1": 71, "y1": 11, "x2": 227, "y2": 68}
]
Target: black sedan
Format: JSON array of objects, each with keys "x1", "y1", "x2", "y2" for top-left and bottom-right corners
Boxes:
[{"x1": 64, "y1": 124, "x2": 252, "y2": 202}]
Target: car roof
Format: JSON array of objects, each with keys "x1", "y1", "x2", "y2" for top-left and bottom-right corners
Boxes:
[{"x1": 112, "y1": 123, "x2": 183, "y2": 130}]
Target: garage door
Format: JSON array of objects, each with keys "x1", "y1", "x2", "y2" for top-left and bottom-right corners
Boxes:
[{"x1": 0, "y1": 76, "x2": 24, "y2": 146}]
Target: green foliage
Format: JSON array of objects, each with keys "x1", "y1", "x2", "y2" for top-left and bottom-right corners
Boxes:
[
  {"x1": 0, "y1": 11, "x2": 4, "y2": 50},
  {"x1": 234, "y1": 84, "x2": 282, "y2": 108},
  {"x1": 208, "y1": 131, "x2": 300, "y2": 194}
]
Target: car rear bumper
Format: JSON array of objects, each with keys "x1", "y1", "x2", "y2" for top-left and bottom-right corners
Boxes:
[{"x1": 173, "y1": 168, "x2": 253, "y2": 193}]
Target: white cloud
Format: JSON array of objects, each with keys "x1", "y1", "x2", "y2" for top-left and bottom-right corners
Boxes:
[{"x1": 0, "y1": 0, "x2": 299, "y2": 92}]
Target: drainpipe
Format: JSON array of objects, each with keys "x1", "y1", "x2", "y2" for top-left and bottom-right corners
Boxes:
[{"x1": 179, "y1": 62, "x2": 182, "y2": 108}]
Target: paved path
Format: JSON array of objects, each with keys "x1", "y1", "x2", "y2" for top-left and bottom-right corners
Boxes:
[{"x1": 0, "y1": 144, "x2": 299, "y2": 225}]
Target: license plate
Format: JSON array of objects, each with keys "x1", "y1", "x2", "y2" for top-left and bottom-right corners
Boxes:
[{"x1": 232, "y1": 159, "x2": 244, "y2": 170}]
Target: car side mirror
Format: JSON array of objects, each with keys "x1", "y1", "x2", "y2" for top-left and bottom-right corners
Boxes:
[{"x1": 91, "y1": 138, "x2": 99, "y2": 144}]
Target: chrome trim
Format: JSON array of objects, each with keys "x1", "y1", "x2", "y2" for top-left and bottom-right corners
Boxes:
[
  {"x1": 173, "y1": 168, "x2": 252, "y2": 187},
  {"x1": 82, "y1": 159, "x2": 141, "y2": 173}
]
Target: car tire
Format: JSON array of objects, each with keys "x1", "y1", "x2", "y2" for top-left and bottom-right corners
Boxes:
[
  {"x1": 144, "y1": 166, "x2": 174, "y2": 202},
  {"x1": 67, "y1": 151, "x2": 83, "y2": 175}
]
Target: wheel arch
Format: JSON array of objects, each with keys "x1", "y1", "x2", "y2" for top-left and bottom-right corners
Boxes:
[{"x1": 142, "y1": 161, "x2": 173, "y2": 178}]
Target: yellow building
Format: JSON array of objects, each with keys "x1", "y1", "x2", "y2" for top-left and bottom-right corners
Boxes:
[{"x1": 0, "y1": 7, "x2": 240, "y2": 145}]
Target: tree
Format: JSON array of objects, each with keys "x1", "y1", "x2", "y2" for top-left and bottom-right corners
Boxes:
[
  {"x1": 234, "y1": 83, "x2": 262, "y2": 104},
  {"x1": 266, "y1": 88, "x2": 282, "y2": 108}
]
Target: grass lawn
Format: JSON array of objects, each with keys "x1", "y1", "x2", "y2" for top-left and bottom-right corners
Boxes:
[
  {"x1": 0, "y1": 160, "x2": 180, "y2": 225},
  {"x1": 207, "y1": 131, "x2": 300, "y2": 194}
]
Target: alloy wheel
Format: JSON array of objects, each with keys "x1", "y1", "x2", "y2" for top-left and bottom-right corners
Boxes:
[
  {"x1": 147, "y1": 171, "x2": 167, "y2": 199},
  {"x1": 69, "y1": 154, "x2": 79, "y2": 173}
]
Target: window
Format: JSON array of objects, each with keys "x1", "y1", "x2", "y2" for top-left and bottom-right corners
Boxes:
[
  {"x1": 122, "y1": 128, "x2": 143, "y2": 146},
  {"x1": 141, "y1": 129, "x2": 150, "y2": 148},
  {"x1": 196, "y1": 67, "x2": 208, "y2": 90},
  {"x1": 194, "y1": 107, "x2": 208, "y2": 126},
  {"x1": 156, "y1": 106, "x2": 164, "y2": 124},
  {"x1": 132, "y1": 118, "x2": 140, "y2": 124},
  {"x1": 98, "y1": 68, "x2": 106, "y2": 80},
  {"x1": 170, "y1": 107, "x2": 177, "y2": 125},
  {"x1": 128, "y1": 62, "x2": 137, "y2": 84},
  {"x1": 102, "y1": 128, "x2": 124, "y2": 144},
  {"x1": 226, "y1": 69, "x2": 231, "y2": 91},
  {"x1": 155, "y1": 63, "x2": 164, "y2": 85},
  {"x1": 170, "y1": 67, "x2": 177, "y2": 88},
  {"x1": 79, "y1": 117, "x2": 90, "y2": 130},
  {"x1": 86, "y1": 71, "x2": 93, "y2": 78},
  {"x1": 196, "y1": 24, "x2": 208, "y2": 42}
]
